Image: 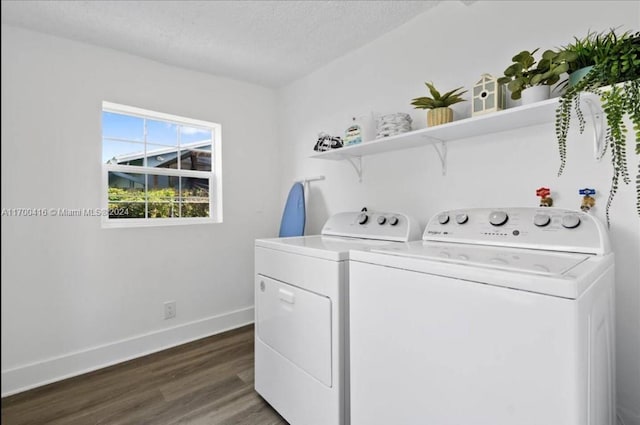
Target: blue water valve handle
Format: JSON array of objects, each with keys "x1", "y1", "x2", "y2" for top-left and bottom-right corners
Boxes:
[{"x1": 579, "y1": 188, "x2": 596, "y2": 212}]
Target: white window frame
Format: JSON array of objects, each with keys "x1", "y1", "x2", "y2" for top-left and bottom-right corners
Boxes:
[{"x1": 101, "y1": 101, "x2": 223, "y2": 228}]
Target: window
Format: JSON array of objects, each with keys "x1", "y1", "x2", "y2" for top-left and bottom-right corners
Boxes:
[{"x1": 102, "y1": 102, "x2": 222, "y2": 227}]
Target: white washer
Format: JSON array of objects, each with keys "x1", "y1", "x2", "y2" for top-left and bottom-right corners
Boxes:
[
  {"x1": 349, "y1": 207, "x2": 615, "y2": 425},
  {"x1": 255, "y1": 210, "x2": 420, "y2": 425}
]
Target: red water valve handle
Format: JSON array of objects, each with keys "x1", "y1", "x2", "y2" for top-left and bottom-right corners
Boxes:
[{"x1": 536, "y1": 187, "x2": 551, "y2": 198}]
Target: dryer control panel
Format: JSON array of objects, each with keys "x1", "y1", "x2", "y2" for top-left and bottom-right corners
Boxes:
[
  {"x1": 424, "y1": 207, "x2": 610, "y2": 255},
  {"x1": 322, "y1": 211, "x2": 421, "y2": 242}
]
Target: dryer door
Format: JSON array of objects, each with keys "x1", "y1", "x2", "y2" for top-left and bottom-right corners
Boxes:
[{"x1": 256, "y1": 275, "x2": 332, "y2": 387}]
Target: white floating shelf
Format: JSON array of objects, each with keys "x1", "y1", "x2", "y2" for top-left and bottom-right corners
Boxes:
[
  {"x1": 310, "y1": 96, "x2": 591, "y2": 161},
  {"x1": 310, "y1": 92, "x2": 603, "y2": 181}
]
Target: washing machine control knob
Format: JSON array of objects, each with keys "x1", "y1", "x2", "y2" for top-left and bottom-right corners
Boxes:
[
  {"x1": 489, "y1": 211, "x2": 509, "y2": 226},
  {"x1": 455, "y1": 213, "x2": 469, "y2": 224},
  {"x1": 533, "y1": 213, "x2": 551, "y2": 227},
  {"x1": 561, "y1": 214, "x2": 581, "y2": 229},
  {"x1": 438, "y1": 213, "x2": 450, "y2": 225},
  {"x1": 357, "y1": 213, "x2": 369, "y2": 225},
  {"x1": 388, "y1": 216, "x2": 399, "y2": 226},
  {"x1": 377, "y1": 216, "x2": 387, "y2": 225}
]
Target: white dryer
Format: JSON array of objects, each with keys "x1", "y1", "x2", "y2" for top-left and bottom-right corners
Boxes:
[
  {"x1": 349, "y1": 207, "x2": 615, "y2": 425},
  {"x1": 255, "y1": 210, "x2": 420, "y2": 425}
]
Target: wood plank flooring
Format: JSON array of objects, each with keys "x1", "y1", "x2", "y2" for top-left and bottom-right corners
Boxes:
[{"x1": 1, "y1": 325, "x2": 288, "y2": 425}]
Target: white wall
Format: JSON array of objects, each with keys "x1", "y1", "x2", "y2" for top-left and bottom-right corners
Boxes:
[
  {"x1": 1, "y1": 25, "x2": 281, "y2": 395},
  {"x1": 278, "y1": 1, "x2": 640, "y2": 423}
]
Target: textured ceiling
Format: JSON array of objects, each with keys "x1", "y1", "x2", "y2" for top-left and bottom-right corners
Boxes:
[{"x1": 0, "y1": 0, "x2": 454, "y2": 87}]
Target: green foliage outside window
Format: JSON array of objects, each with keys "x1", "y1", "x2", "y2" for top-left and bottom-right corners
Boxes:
[{"x1": 108, "y1": 187, "x2": 209, "y2": 219}]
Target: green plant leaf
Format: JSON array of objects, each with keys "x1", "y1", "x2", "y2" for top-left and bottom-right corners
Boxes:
[
  {"x1": 504, "y1": 63, "x2": 523, "y2": 77},
  {"x1": 530, "y1": 74, "x2": 543, "y2": 85},
  {"x1": 537, "y1": 58, "x2": 551, "y2": 70},
  {"x1": 555, "y1": 63, "x2": 570, "y2": 74},
  {"x1": 541, "y1": 49, "x2": 557, "y2": 60},
  {"x1": 508, "y1": 79, "x2": 524, "y2": 92},
  {"x1": 440, "y1": 86, "x2": 467, "y2": 100},
  {"x1": 425, "y1": 82, "x2": 441, "y2": 99},
  {"x1": 557, "y1": 51, "x2": 579, "y2": 62},
  {"x1": 512, "y1": 49, "x2": 538, "y2": 69},
  {"x1": 547, "y1": 75, "x2": 560, "y2": 85}
]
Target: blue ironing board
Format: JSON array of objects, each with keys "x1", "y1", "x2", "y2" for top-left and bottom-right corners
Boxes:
[{"x1": 279, "y1": 182, "x2": 306, "y2": 237}]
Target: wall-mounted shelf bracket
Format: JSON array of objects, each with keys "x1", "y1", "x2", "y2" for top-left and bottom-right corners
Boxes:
[
  {"x1": 582, "y1": 97, "x2": 606, "y2": 160},
  {"x1": 422, "y1": 136, "x2": 447, "y2": 176},
  {"x1": 345, "y1": 156, "x2": 363, "y2": 182}
]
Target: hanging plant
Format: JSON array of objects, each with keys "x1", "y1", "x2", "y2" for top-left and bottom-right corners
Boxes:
[{"x1": 555, "y1": 28, "x2": 640, "y2": 226}]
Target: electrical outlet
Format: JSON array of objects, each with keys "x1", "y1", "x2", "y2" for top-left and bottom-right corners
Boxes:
[{"x1": 164, "y1": 301, "x2": 176, "y2": 320}]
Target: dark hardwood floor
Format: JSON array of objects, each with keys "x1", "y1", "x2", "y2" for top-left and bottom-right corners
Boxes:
[{"x1": 1, "y1": 325, "x2": 288, "y2": 425}]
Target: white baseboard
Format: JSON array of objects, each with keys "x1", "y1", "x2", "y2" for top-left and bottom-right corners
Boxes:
[
  {"x1": 619, "y1": 405, "x2": 640, "y2": 425},
  {"x1": 1, "y1": 306, "x2": 254, "y2": 397}
]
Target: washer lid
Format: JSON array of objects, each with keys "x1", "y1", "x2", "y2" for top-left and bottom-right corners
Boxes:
[
  {"x1": 256, "y1": 235, "x2": 398, "y2": 261},
  {"x1": 370, "y1": 241, "x2": 591, "y2": 277},
  {"x1": 356, "y1": 240, "x2": 613, "y2": 298}
]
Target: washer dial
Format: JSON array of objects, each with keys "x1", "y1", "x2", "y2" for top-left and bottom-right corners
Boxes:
[
  {"x1": 533, "y1": 214, "x2": 551, "y2": 227},
  {"x1": 561, "y1": 214, "x2": 581, "y2": 229},
  {"x1": 489, "y1": 211, "x2": 509, "y2": 226},
  {"x1": 455, "y1": 213, "x2": 469, "y2": 224}
]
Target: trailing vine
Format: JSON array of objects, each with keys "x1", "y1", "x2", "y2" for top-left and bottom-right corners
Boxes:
[
  {"x1": 554, "y1": 71, "x2": 602, "y2": 177},
  {"x1": 555, "y1": 91, "x2": 571, "y2": 176},
  {"x1": 554, "y1": 29, "x2": 640, "y2": 226},
  {"x1": 601, "y1": 85, "x2": 630, "y2": 226},
  {"x1": 627, "y1": 79, "x2": 640, "y2": 216}
]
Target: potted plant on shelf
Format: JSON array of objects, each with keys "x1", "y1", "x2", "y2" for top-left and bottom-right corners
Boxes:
[
  {"x1": 554, "y1": 28, "x2": 640, "y2": 225},
  {"x1": 411, "y1": 82, "x2": 467, "y2": 127},
  {"x1": 559, "y1": 30, "x2": 601, "y2": 88},
  {"x1": 497, "y1": 48, "x2": 576, "y2": 104}
]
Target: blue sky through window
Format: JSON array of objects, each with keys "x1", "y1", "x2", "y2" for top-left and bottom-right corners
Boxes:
[
  {"x1": 102, "y1": 111, "x2": 212, "y2": 163},
  {"x1": 103, "y1": 112, "x2": 143, "y2": 141}
]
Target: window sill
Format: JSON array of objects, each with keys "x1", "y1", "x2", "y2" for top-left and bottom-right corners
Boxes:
[{"x1": 101, "y1": 217, "x2": 220, "y2": 229}]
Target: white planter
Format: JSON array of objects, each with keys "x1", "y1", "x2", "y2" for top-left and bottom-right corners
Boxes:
[{"x1": 521, "y1": 85, "x2": 550, "y2": 105}]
